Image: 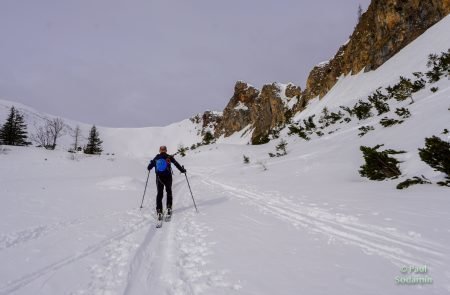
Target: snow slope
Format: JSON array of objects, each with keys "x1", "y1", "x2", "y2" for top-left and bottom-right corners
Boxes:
[
  {"x1": 0, "y1": 100, "x2": 203, "y2": 158},
  {"x1": 1, "y1": 14, "x2": 450, "y2": 295}
]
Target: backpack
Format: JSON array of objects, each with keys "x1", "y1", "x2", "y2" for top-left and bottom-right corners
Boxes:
[{"x1": 155, "y1": 157, "x2": 171, "y2": 173}]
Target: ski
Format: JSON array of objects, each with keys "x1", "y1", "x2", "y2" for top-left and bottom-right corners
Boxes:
[
  {"x1": 156, "y1": 213, "x2": 163, "y2": 228},
  {"x1": 165, "y1": 209, "x2": 172, "y2": 222}
]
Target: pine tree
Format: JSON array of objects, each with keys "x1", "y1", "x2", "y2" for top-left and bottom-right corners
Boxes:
[
  {"x1": 203, "y1": 131, "x2": 214, "y2": 145},
  {"x1": 418, "y1": 136, "x2": 450, "y2": 186},
  {"x1": 269, "y1": 139, "x2": 288, "y2": 157},
  {"x1": 357, "y1": 4, "x2": 363, "y2": 22},
  {"x1": 0, "y1": 107, "x2": 29, "y2": 146},
  {"x1": 84, "y1": 125, "x2": 103, "y2": 155},
  {"x1": 359, "y1": 144, "x2": 404, "y2": 180}
]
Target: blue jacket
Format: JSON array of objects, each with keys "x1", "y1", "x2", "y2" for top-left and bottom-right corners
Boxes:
[{"x1": 147, "y1": 153, "x2": 185, "y2": 176}]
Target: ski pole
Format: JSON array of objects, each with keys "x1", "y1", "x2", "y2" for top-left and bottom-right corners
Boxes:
[
  {"x1": 140, "y1": 170, "x2": 150, "y2": 209},
  {"x1": 184, "y1": 171, "x2": 198, "y2": 213}
]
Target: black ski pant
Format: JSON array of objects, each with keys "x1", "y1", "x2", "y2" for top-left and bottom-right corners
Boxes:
[{"x1": 156, "y1": 174, "x2": 172, "y2": 213}]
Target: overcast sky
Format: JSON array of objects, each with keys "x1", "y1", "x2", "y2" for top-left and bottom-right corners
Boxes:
[{"x1": 0, "y1": 0, "x2": 371, "y2": 127}]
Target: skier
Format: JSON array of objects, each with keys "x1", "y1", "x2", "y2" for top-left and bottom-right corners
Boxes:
[{"x1": 147, "y1": 145, "x2": 186, "y2": 222}]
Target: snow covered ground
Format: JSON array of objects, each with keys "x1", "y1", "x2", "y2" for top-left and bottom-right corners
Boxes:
[{"x1": 1, "y1": 14, "x2": 450, "y2": 295}]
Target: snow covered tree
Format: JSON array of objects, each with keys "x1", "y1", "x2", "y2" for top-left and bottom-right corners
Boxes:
[
  {"x1": 359, "y1": 144, "x2": 404, "y2": 180},
  {"x1": 418, "y1": 136, "x2": 450, "y2": 186},
  {"x1": 0, "y1": 107, "x2": 29, "y2": 146},
  {"x1": 84, "y1": 125, "x2": 103, "y2": 155}
]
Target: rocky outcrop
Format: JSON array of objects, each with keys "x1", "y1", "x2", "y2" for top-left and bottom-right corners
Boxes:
[
  {"x1": 214, "y1": 81, "x2": 259, "y2": 138},
  {"x1": 302, "y1": 0, "x2": 450, "y2": 100},
  {"x1": 214, "y1": 81, "x2": 301, "y2": 144},
  {"x1": 196, "y1": 0, "x2": 450, "y2": 145}
]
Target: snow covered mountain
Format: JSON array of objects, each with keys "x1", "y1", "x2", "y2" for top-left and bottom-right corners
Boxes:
[
  {"x1": 1, "y1": 10, "x2": 450, "y2": 295},
  {"x1": 0, "y1": 98, "x2": 206, "y2": 159}
]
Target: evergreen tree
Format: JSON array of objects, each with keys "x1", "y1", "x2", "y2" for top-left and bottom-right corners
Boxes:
[
  {"x1": 177, "y1": 144, "x2": 187, "y2": 157},
  {"x1": 269, "y1": 139, "x2": 288, "y2": 157},
  {"x1": 84, "y1": 125, "x2": 103, "y2": 155},
  {"x1": 352, "y1": 100, "x2": 373, "y2": 120},
  {"x1": 418, "y1": 136, "x2": 450, "y2": 186},
  {"x1": 0, "y1": 107, "x2": 29, "y2": 146},
  {"x1": 359, "y1": 144, "x2": 404, "y2": 180},
  {"x1": 202, "y1": 131, "x2": 214, "y2": 145},
  {"x1": 367, "y1": 89, "x2": 390, "y2": 115}
]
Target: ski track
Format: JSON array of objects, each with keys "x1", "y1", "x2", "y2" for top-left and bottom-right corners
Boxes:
[
  {"x1": 0, "y1": 210, "x2": 126, "y2": 251},
  {"x1": 123, "y1": 180, "x2": 240, "y2": 295},
  {"x1": 201, "y1": 177, "x2": 446, "y2": 268},
  {"x1": 0, "y1": 209, "x2": 151, "y2": 295}
]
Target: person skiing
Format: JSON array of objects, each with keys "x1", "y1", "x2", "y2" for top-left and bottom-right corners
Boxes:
[{"x1": 147, "y1": 145, "x2": 186, "y2": 221}]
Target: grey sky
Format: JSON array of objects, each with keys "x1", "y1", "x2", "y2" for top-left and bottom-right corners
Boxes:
[{"x1": 0, "y1": 0, "x2": 371, "y2": 127}]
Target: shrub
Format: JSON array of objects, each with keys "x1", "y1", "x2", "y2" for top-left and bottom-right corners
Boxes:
[
  {"x1": 303, "y1": 115, "x2": 316, "y2": 131},
  {"x1": 386, "y1": 76, "x2": 414, "y2": 104},
  {"x1": 380, "y1": 117, "x2": 403, "y2": 127},
  {"x1": 359, "y1": 144, "x2": 405, "y2": 180},
  {"x1": 288, "y1": 124, "x2": 310, "y2": 141},
  {"x1": 269, "y1": 139, "x2": 288, "y2": 157},
  {"x1": 256, "y1": 160, "x2": 268, "y2": 171},
  {"x1": 397, "y1": 176, "x2": 431, "y2": 190},
  {"x1": 340, "y1": 106, "x2": 353, "y2": 117},
  {"x1": 177, "y1": 145, "x2": 187, "y2": 157},
  {"x1": 352, "y1": 100, "x2": 373, "y2": 120},
  {"x1": 394, "y1": 108, "x2": 411, "y2": 119},
  {"x1": 425, "y1": 50, "x2": 450, "y2": 83},
  {"x1": 430, "y1": 87, "x2": 439, "y2": 93},
  {"x1": 358, "y1": 125, "x2": 374, "y2": 137},
  {"x1": 203, "y1": 131, "x2": 215, "y2": 145},
  {"x1": 418, "y1": 136, "x2": 450, "y2": 186},
  {"x1": 411, "y1": 72, "x2": 427, "y2": 92},
  {"x1": 368, "y1": 89, "x2": 390, "y2": 115},
  {"x1": 318, "y1": 107, "x2": 344, "y2": 127}
]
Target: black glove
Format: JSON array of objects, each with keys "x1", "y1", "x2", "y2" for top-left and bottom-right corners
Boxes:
[{"x1": 181, "y1": 166, "x2": 187, "y2": 173}]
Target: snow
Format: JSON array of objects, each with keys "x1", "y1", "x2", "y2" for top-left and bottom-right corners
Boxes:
[
  {"x1": 1, "y1": 14, "x2": 450, "y2": 295},
  {"x1": 276, "y1": 82, "x2": 298, "y2": 110},
  {"x1": 233, "y1": 101, "x2": 248, "y2": 111}
]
